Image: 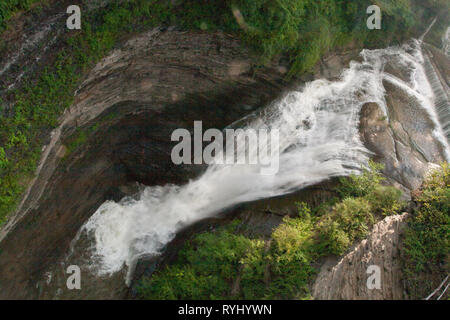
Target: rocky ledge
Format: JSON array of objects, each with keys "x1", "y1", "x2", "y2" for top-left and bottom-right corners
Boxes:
[{"x1": 313, "y1": 213, "x2": 409, "y2": 300}]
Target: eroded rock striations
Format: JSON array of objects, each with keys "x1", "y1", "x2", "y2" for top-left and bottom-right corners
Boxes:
[{"x1": 313, "y1": 213, "x2": 409, "y2": 300}]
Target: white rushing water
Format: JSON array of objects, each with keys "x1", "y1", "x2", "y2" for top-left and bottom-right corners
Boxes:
[
  {"x1": 422, "y1": 51, "x2": 450, "y2": 142},
  {"x1": 75, "y1": 40, "x2": 449, "y2": 279},
  {"x1": 443, "y1": 26, "x2": 450, "y2": 57}
]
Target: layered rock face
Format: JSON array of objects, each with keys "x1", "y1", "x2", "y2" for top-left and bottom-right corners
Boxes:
[{"x1": 313, "y1": 213, "x2": 409, "y2": 300}]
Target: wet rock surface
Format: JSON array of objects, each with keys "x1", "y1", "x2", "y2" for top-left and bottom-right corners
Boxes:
[
  {"x1": 359, "y1": 74, "x2": 447, "y2": 192},
  {"x1": 359, "y1": 100, "x2": 442, "y2": 193}
]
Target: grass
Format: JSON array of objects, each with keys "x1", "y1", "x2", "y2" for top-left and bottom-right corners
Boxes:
[
  {"x1": 137, "y1": 161, "x2": 406, "y2": 299},
  {"x1": 0, "y1": 0, "x2": 448, "y2": 225}
]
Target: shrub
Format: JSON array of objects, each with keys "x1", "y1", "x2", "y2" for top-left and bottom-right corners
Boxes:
[
  {"x1": 332, "y1": 198, "x2": 374, "y2": 240},
  {"x1": 0, "y1": 146, "x2": 8, "y2": 169},
  {"x1": 296, "y1": 202, "x2": 312, "y2": 220},
  {"x1": 367, "y1": 185, "x2": 404, "y2": 216},
  {"x1": 318, "y1": 219, "x2": 350, "y2": 256},
  {"x1": 271, "y1": 215, "x2": 315, "y2": 262},
  {"x1": 138, "y1": 265, "x2": 215, "y2": 300},
  {"x1": 336, "y1": 160, "x2": 385, "y2": 199},
  {"x1": 139, "y1": 213, "x2": 319, "y2": 300},
  {"x1": 318, "y1": 197, "x2": 374, "y2": 255},
  {"x1": 268, "y1": 215, "x2": 317, "y2": 299},
  {"x1": 421, "y1": 163, "x2": 450, "y2": 191},
  {"x1": 138, "y1": 221, "x2": 267, "y2": 300},
  {"x1": 336, "y1": 161, "x2": 404, "y2": 216}
]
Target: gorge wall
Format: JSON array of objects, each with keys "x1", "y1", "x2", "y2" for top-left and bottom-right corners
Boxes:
[
  {"x1": 0, "y1": 2, "x2": 448, "y2": 300},
  {"x1": 0, "y1": 28, "x2": 289, "y2": 299}
]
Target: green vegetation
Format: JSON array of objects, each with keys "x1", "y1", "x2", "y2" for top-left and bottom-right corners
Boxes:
[
  {"x1": 138, "y1": 221, "x2": 268, "y2": 299},
  {"x1": 0, "y1": 0, "x2": 448, "y2": 224},
  {"x1": 402, "y1": 163, "x2": 449, "y2": 300},
  {"x1": 63, "y1": 123, "x2": 100, "y2": 158},
  {"x1": 336, "y1": 160, "x2": 385, "y2": 198},
  {"x1": 156, "y1": 0, "x2": 449, "y2": 76},
  {"x1": 138, "y1": 216, "x2": 317, "y2": 300},
  {"x1": 0, "y1": 0, "x2": 43, "y2": 31},
  {"x1": 318, "y1": 161, "x2": 405, "y2": 255},
  {"x1": 138, "y1": 161, "x2": 405, "y2": 299},
  {"x1": 336, "y1": 160, "x2": 403, "y2": 216},
  {"x1": 138, "y1": 164, "x2": 449, "y2": 300},
  {"x1": 318, "y1": 198, "x2": 374, "y2": 255},
  {"x1": 0, "y1": 0, "x2": 170, "y2": 224}
]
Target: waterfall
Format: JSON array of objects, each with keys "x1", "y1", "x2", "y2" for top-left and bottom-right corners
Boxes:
[
  {"x1": 443, "y1": 26, "x2": 450, "y2": 57},
  {"x1": 422, "y1": 52, "x2": 450, "y2": 141},
  {"x1": 422, "y1": 23, "x2": 450, "y2": 143},
  {"x1": 74, "y1": 40, "x2": 450, "y2": 279}
]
